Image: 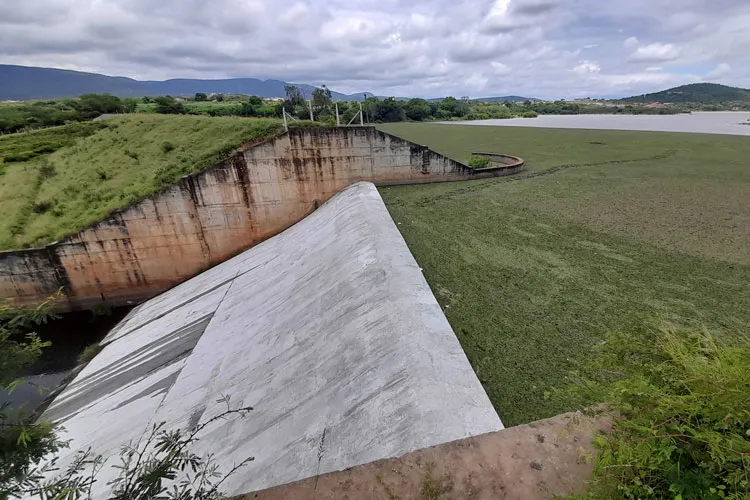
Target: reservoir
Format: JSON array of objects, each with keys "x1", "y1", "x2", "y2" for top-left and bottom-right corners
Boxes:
[{"x1": 448, "y1": 111, "x2": 750, "y2": 136}]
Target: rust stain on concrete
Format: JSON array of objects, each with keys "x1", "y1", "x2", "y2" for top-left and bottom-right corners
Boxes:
[{"x1": 0, "y1": 127, "x2": 524, "y2": 311}]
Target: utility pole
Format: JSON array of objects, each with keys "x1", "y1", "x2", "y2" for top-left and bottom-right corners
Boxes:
[
  {"x1": 335, "y1": 102, "x2": 340, "y2": 126},
  {"x1": 308, "y1": 100, "x2": 313, "y2": 121},
  {"x1": 283, "y1": 109, "x2": 288, "y2": 132},
  {"x1": 359, "y1": 102, "x2": 364, "y2": 126}
]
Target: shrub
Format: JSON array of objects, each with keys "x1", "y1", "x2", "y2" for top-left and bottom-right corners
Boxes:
[
  {"x1": 38, "y1": 160, "x2": 56, "y2": 180},
  {"x1": 77, "y1": 343, "x2": 103, "y2": 365},
  {"x1": 30, "y1": 200, "x2": 54, "y2": 214},
  {"x1": 468, "y1": 154, "x2": 491, "y2": 169},
  {"x1": 32, "y1": 143, "x2": 63, "y2": 154},
  {"x1": 558, "y1": 328, "x2": 750, "y2": 499},
  {"x1": 2, "y1": 151, "x2": 36, "y2": 163},
  {"x1": 124, "y1": 149, "x2": 139, "y2": 160},
  {"x1": 161, "y1": 141, "x2": 175, "y2": 153}
]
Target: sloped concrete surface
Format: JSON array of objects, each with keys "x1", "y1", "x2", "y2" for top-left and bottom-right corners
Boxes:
[{"x1": 42, "y1": 182, "x2": 502, "y2": 496}]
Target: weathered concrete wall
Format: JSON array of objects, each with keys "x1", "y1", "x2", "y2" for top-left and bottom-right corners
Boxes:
[
  {"x1": 41, "y1": 182, "x2": 502, "y2": 498},
  {"x1": 0, "y1": 127, "x2": 523, "y2": 311}
]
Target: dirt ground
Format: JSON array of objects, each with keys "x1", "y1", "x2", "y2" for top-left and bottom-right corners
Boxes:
[{"x1": 241, "y1": 410, "x2": 611, "y2": 500}]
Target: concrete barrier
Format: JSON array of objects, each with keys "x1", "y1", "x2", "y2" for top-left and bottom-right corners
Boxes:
[
  {"x1": 41, "y1": 182, "x2": 502, "y2": 497},
  {"x1": 0, "y1": 126, "x2": 524, "y2": 311}
]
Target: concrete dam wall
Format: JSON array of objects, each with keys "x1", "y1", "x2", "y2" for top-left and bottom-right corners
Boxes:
[
  {"x1": 41, "y1": 182, "x2": 502, "y2": 497},
  {"x1": 0, "y1": 126, "x2": 523, "y2": 311}
]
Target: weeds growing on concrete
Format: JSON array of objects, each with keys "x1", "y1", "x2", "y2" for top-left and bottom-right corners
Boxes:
[{"x1": 77, "y1": 343, "x2": 103, "y2": 365}]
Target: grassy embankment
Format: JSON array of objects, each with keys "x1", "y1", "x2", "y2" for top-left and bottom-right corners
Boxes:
[
  {"x1": 0, "y1": 114, "x2": 282, "y2": 250},
  {"x1": 378, "y1": 123, "x2": 750, "y2": 426}
]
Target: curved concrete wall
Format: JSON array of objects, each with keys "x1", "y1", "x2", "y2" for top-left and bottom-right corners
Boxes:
[
  {"x1": 0, "y1": 126, "x2": 523, "y2": 311},
  {"x1": 41, "y1": 182, "x2": 502, "y2": 497}
]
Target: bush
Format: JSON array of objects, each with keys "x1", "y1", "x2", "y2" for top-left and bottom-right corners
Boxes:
[
  {"x1": 32, "y1": 143, "x2": 63, "y2": 154},
  {"x1": 153, "y1": 96, "x2": 187, "y2": 115},
  {"x1": 77, "y1": 343, "x2": 103, "y2": 365},
  {"x1": 30, "y1": 200, "x2": 54, "y2": 214},
  {"x1": 559, "y1": 328, "x2": 750, "y2": 499},
  {"x1": 161, "y1": 141, "x2": 175, "y2": 153},
  {"x1": 468, "y1": 154, "x2": 491, "y2": 169},
  {"x1": 2, "y1": 151, "x2": 36, "y2": 163},
  {"x1": 38, "y1": 160, "x2": 56, "y2": 180}
]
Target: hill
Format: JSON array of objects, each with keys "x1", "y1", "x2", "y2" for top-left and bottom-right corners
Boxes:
[
  {"x1": 473, "y1": 96, "x2": 537, "y2": 102},
  {"x1": 0, "y1": 115, "x2": 282, "y2": 249},
  {"x1": 0, "y1": 65, "x2": 367, "y2": 101},
  {"x1": 620, "y1": 83, "x2": 750, "y2": 104}
]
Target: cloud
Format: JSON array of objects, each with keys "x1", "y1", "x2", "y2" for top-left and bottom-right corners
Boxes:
[
  {"x1": 0, "y1": 0, "x2": 749, "y2": 99},
  {"x1": 628, "y1": 42, "x2": 682, "y2": 62},
  {"x1": 705, "y1": 63, "x2": 732, "y2": 79},
  {"x1": 573, "y1": 61, "x2": 601, "y2": 74}
]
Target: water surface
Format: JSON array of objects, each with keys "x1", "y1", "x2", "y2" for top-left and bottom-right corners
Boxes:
[{"x1": 447, "y1": 112, "x2": 750, "y2": 136}]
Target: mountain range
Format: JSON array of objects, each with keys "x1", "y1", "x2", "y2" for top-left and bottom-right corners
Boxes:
[
  {"x1": 3, "y1": 64, "x2": 748, "y2": 105},
  {"x1": 0, "y1": 65, "x2": 374, "y2": 101}
]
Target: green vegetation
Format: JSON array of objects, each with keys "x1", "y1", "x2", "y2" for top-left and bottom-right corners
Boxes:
[
  {"x1": 0, "y1": 94, "x2": 132, "y2": 134},
  {"x1": 0, "y1": 115, "x2": 282, "y2": 249},
  {"x1": 467, "y1": 154, "x2": 490, "y2": 169},
  {"x1": 562, "y1": 328, "x2": 749, "y2": 499},
  {"x1": 0, "y1": 292, "x2": 253, "y2": 499},
  {"x1": 77, "y1": 343, "x2": 103, "y2": 365},
  {"x1": 378, "y1": 123, "x2": 750, "y2": 426},
  {"x1": 1, "y1": 294, "x2": 60, "y2": 498},
  {"x1": 621, "y1": 83, "x2": 750, "y2": 106}
]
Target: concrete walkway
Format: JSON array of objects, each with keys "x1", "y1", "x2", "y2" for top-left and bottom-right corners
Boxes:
[
  {"x1": 246, "y1": 410, "x2": 610, "y2": 500},
  {"x1": 42, "y1": 182, "x2": 501, "y2": 497}
]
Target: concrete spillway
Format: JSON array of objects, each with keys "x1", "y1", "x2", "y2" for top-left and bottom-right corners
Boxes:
[{"x1": 42, "y1": 182, "x2": 502, "y2": 496}]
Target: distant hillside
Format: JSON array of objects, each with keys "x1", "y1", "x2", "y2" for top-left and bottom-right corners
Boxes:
[
  {"x1": 473, "y1": 96, "x2": 537, "y2": 102},
  {"x1": 0, "y1": 65, "x2": 369, "y2": 101},
  {"x1": 620, "y1": 83, "x2": 750, "y2": 104},
  {"x1": 427, "y1": 96, "x2": 537, "y2": 103}
]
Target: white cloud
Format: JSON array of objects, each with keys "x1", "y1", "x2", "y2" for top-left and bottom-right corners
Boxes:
[
  {"x1": 573, "y1": 60, "x2": 601, "y2": 74},
  {"x1": 628, "y1": 42, "x2": 682, "y2": 62},
  {"x1": 624, "y1": 37, "x2": 639, "y2": 49},
  {"x1": 0, "y1": 0, "x2": 748, "y2": 99},
  {"x1": 705, "y1": 62, "x2": 731, "y2": 79}
]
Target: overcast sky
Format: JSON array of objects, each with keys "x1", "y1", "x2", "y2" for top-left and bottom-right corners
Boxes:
[{"x1": 1, "y1": 0, "x2": 748, "y2": 99}]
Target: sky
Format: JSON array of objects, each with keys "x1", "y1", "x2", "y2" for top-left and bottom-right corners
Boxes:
[{"x1": 1, "y1": 0, "x2": 748, "y2": 99}]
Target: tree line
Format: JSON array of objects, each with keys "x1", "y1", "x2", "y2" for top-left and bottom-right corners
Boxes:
[
  {"x1": 0, "y1": 94, "x2": 130, "y2": 134},
  {"x1": 1, "y1": 88, "x2": 687, "y2": 135}
]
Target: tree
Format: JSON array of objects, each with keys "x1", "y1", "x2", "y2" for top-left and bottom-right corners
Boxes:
[
  {"x1": 213, "y1": 94, "x2": 224, "y2": 102},
  {"x1": 153, "y1": 96, "x2": 187, "y2": 114},
  {"x1": 283, "y1": 86, "x2": 306, "y2": 112},
  {"x1": 311, "y1": 85, "x2": 333, "y2": 119},
  {"x1": 75, "y1": 94, "x2": 125, "y2": 119},
  {"x1": 282, "y1": 86, "x2": 308, "y2": 119},
  {"x1": 437, "y1": 96, "x2": 470, "y2": 118},
  {"x1": 365, "y1": 97, "x2": 405, "y2": 123},
  {"x1": 403, "y1": 98, "x2": 433, "y2": 121},
  {"x1": 194, "y1": 93, "x2": 208, "y2": 102}
]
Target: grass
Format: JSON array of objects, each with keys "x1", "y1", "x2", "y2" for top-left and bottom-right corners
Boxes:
[
  {"x1": 0, "y1": 115, "x2": 282, "y2": 249},
  {"x1": 378, "y1": 123, "x2": 750, "y2": 426}
]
